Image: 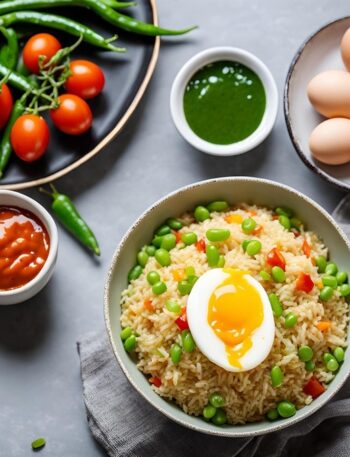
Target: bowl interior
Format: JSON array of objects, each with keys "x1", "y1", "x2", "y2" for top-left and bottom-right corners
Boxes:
[
  {"x1": 105, "y1": 177, "x2": 350, "y2": 437},
  {"x1": 285, "y1": 17, "x2": 350, "y2": 190}
]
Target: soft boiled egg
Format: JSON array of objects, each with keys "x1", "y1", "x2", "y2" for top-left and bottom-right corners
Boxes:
[{"x1": 187, "y1": 268, "x2": 275, "y2": 372}]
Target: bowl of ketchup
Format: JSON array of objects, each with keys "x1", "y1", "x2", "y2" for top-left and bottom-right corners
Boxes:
[{"x1": 0, "y1": 190, "x2": 58, "y2": 305}]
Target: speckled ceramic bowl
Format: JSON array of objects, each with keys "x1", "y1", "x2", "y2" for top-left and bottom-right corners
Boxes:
[{"x1": 104, "y1": 177, "x2": 350, "y2": 437}]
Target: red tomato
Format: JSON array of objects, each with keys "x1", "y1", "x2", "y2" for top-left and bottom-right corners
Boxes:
[
  {"x1": 303, "y1": 376, "x2": 325, "y2": 399},
  {"x1": 23, "y1": 33, "x2": 62, "y2": 74},
  {"x1": 50, "y1": 94, "x2": 93, "y2": 135},
  {"x1": 295, "y1": 272, "x2": 314, "y2": 293},
  {"x1": 0, "y1": 84, "x2": 13, "y2": 129},
  {"x1": 10, "y1": 115, "x2": 50, "y2": 162},
  {"x1": 266, "y1": 247, "x2": 286, "y2": 270},
  {"x1": 64, "y1": 60, "x2": 105, "y2": 99}
]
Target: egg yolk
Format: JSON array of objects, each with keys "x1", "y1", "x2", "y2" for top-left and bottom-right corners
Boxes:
[{"x1": 207, "y1": 269, "x2": 264, "y2": 368}]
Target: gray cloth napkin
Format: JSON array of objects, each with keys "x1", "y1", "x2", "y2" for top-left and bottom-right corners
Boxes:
[{"x1": 77, "y1": 195, "x2": 350, "y2": 457}]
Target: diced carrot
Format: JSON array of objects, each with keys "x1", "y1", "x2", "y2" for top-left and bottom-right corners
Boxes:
[
  {"x1": 144, "y1": 299, "x2": 154, "y2": 312},
  {"x1": 149, "y1": 377, "x2": 162, "y2": 388},
  {"x1": 172, "y1": 269, "x2": 185, "y2": 282},
  {"x1": 291, "y1": 228, "x2": 301, "y2": 238},
  {"x1": 266, "y1": 247, "x2": 286, "y2": 270},
  {"x1": 253, "y1": 225, "x2": 263, "y2": 235},
  {"x1": 316, "y1": 280, "x2": 323, "y2": 290},
  {"x1": 295, "y1": 272, "x2": 314, "y2": 293},
  {"x1": 302, "y1": 240, "x2": 311, "y2": 258},
  {"x1": 303, "y1": 376, "x2": 325, "y2": 399},
  {"x1": 249, "y1": 210, "x2": 257, "y2": 216},
  {"x1": 224, "y1": 214, "x2": 243, "y2": 224},
  {"x1": 316, "y1": 321, "x2": 331, "y2": 332},
  {"x1": 196, "y1": 239, "x2": 206, "y2": 252},
  {"x1": 173, "y1": 230, "x2": 182, "y2": 244}
]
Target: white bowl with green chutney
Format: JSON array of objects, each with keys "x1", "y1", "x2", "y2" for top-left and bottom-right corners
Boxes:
[{"x1": 170, "y1": 47, "x2": 278, "y2": 156}]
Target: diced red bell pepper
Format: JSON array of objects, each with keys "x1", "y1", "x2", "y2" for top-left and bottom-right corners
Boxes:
[
  {"x1": 295, "y1": 272, "x2": 314, "y2": 293},
  {"x1": 195, "y1": 239, "x2": 206, "y2": 252},
  {"x1": 302, "y1": 240, "x2": 311, "y2": 257},
  {"x1": 303, "y1": 376, "x2": 325, "y2": 399},
  {"x1": 175, "y1": 314, "x2": 189, "y2": 331},
  {"x1": 266, "y1": 247, "x2": 286, "y2": 270},
  {"x1": 149, "y1": 376, "x2": 162, "y2": 388}
]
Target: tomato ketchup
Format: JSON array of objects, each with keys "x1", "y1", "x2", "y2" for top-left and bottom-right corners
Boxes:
[{"x1": 0, "y1": 206, "x2": 50, "y2": 291}]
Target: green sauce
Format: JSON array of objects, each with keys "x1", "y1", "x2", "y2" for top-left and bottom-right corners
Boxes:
[{"x1": 183, "y1": 60, "x2": 266, "y2": 145}]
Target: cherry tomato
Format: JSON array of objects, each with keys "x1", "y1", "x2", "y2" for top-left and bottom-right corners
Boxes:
[
  {"x1": 50, "y1": 94, "x2": 93, "y2": 135},
  {"x1": 0, "y1": 83, "x2": 13, "y2": 129},
  {"x1": 23, "y1": 33, "x2": 62, "y2": 74},
  {"x1": 64, "y1": 60, "x2": 105, "y2": 99},
  {"x1": 266, "y1": 247, "x2": 286, "y2": 270},
  {"x1": 295, "y1": 272, "x2": 314, "y2": 293},
  {"x1": 10, "y1": 114, "x2": 50, "y2": 162}
]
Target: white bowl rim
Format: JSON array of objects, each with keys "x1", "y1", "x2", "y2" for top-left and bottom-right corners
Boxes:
[
  {"x1": 170, "y1": 47, "x2": 279, "y2": 156},
  {"x1": 104, "y1": 176, "x2": 350, "y2": 437},
  {"x1": 0, "y1": 190, "x2": 58, "y2": 298}
]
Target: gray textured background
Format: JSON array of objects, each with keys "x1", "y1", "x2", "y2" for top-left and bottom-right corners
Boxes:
[{"x1": 1, "y1": 1, "x2": 349, "y2": 456}]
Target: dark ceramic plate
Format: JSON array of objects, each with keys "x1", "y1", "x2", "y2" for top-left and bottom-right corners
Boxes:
[{"x1": 0, "y1": 0, "x2": 159, "y2": 190}]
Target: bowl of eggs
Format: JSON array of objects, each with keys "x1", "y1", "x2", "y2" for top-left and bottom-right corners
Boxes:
[
  {"x1": 285, "y1": 16, "x2": 350, "y2": 191},
  {"x1": 104, "y1": 177, "x2": 350, "y2": 437}
]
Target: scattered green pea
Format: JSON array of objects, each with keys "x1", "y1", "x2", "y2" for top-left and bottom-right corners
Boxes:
[
  {"x1": 259, "y1": 270, "x2": 271, "y2": 281},
  {"x1": 298, "y1": 345, "x2": 313, "y2": 362},
  {"x1": 339, "y1": 284, "x2": 350, "y2": 297},
  {"x1": 120, "y1": 327, "x2": 132, "y2": 341},
  {"x1": 320, "y1": 286, "x2": 334, "y2": 301},
  {"x1": 187, "y1": 275, "x2": 198, "y2": 287},
  {"x1": 165, "y1": 300, "x2": 181, "y2": 314},
  {"x1": 316, "y1": 256, "x2": 327, "y2": 273},
  {"x1": 333, "y1": 347, "x2": 345, "y2": 363},
  {"x1": 152, "y1": 235, "x2": 163, "y2": 248},
  {"x1": 322, "y1": 275, "x2": 337, "y2": 289},
  {"x1": 206, "y1": 228, "x2": 231, "y2": 242},
  {"x1": 203, "y1": 405, "x2": 217, "y2": 419},
  {"x1": 207, "y1": 201, "x2": 229, "y2": 212},
  {"x1": 275, "y1": 206, "x2": 294, "y2": 218},
  {"x1": 156, "y1": 224, "x2": 171, "y2": 236},
  {"x1": 211, "y1": 408, "x2": 227, "y2": 425},
  {"x1": 305, "y1": 360, "x2": 315, "y2": 372},
  {"x1": 181, "y1": 330, "x2": 196, "y2": 352},
  {"x1": 209, "y1": 392, "x2": 225, "y2": 408},
  {"x1": 128, "y1": 265, "x2": 143, "y2": 282},
  {"x1": 217, "y1": 255, "x2": 225, "y2": 267},
  {"x1": 178, "y1": 280, "x2": 192, "y2": 296},
  {"x1": 181, "y1": 232, "x2": 198, "y2": 245},
  {"x1": 206, "y1": 245, "x2": 220, "y2": 267},
  {"x1": 242, "y1": 239, "x2": 251, "y2": 252},
  {"x1": 246, "y1": 239, "x2": 262, "y2": 256},
  {"x1": 137, "y1": 250, "x2": 149, "y2": 267},
  {"x1": 185, "y1": 266, "x2": 195, "y2": 277},
  {"x1": 161, "y1": 233, "x2": 177, "y2": 251},
  {"x1": 323, "y1": 353, "x2": 334, "y2": 364},
  {"x1": 170, "y1": 343, "x2": 182, "y2": 364},
  {"x1": 32, "y1": 438, "x2": 46, "y2": 450},
  {"x1": 277, "y1": 400, "x2": 296, "y2": 418},
  {"x1": 241, "y1": 218, "x2": 257, "y2": 234},
  {"x1": 147, "y1": 271, "x2": 161, "y2": 285},
  {"x1": 327, "y1": 358, "x2": 339, "y2": 372},
  {"x1": 279, "y1": 215, "x2": 291, "y2": 230},
  {"x1": 266, "y1": 409, "x2": 279, "y2": 421},
  {"x1": 325, "y1": 262, "x2": 338, "y2": 276},
  {"x1": 152, "y1": 281, "x2": 167, "y2": 295},
  {"x1": 155, "y1": 248, "x2": 171, "y2": 267},
  {"x1": 194, "y1": 205, "x2": 210, "y2": 222},
  {"x1": 124, "y1": 334, "x2": 137, "y2": 352},
  {"x1": 290, "y1": 217, "x2": 302, "y2": 229},
  {"x1": 166, "y1": 218, "x2": 182, "y2": 230},
  {"x1": 145, "y1": 245, "x2": 156, "y2": 256},
  {"x1": 284, "y1": 312, "x2": 298, "y2": 328},
  {"x1": 270, "y1": 365, "x2": 284, "y2": 387},
  {"x1": 268, "y1": 293, "x2": 283, "y2": 317},
  {"x1": 271, "y1": 266, "x2": 285, "y2": 283},
  {"x1": 336, "y1": 271, "x2": 348, "y2": 285}
]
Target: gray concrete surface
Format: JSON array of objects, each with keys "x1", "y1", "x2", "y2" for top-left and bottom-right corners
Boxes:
[{"x1": 0, "y1": 1, "x2": 349, "y2": 455}]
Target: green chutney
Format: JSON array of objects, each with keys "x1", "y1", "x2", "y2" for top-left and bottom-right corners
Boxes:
[{"x1": 183, "y1": 60, "x2": 266, "y2": 145}]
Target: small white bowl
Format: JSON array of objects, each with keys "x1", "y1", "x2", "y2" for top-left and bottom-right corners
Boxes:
[
  {"x1": 0, "y1": 190, "x2": 58, "y2": 305},
  {"x1": 170, "y1": 47, "x2": 278, "y2": 156}
]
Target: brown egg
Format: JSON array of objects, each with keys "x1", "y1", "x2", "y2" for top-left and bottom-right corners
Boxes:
[
  {"x1": 309, "y1": 118, "x2": 350, "y2": 165},
  {"x1": 307, "y1": 70, "x2": 350, "y2": 118},
  {"x1": 341, "y1": 27, "x2": 350, "y2": 71}
]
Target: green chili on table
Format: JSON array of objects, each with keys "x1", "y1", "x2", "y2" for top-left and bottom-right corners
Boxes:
[
  {"x1": 0, "y1": 27, "x2": 18, "y2": 70},
  {"x1": 40, "y1": 184, "x2": 100, "y2": 255}
]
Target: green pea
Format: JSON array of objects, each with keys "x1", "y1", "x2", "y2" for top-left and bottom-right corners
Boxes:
[
  {"x1": 185, "y1": 266, "x2": 195, "y2": 277},
  {"x1": 246, "y1": 240, "x2": 262, "y2": 256},
  {"x1": 155, "y1": 248, "x2": 171, "y2": 267},
  {"x1": 241, "y1": 218, "x2": 257, "y2": 234},
  {"x1": 194, "y1": 205, "x2": 210, "y2": 222},
  {"x1": 259, "y1": 270, "x2": 271, "y2": 281},
  {"x1": 120, "y1": 327, "x2": 132, "y2": 341},
  {"x1": 325, "y1": 262, "x2": 338, "y2": 276},
  {"x1": 145, "y1": 245, "x2": 156, "y2": 256},
  {"x1": 333, "y1": 347, "x2": 345, "y2": 363},
  {"x1": 203, "y1": 405, "x2": 217, "y2": 419},
  {"x1": 323, "y1": 352, "x2": 333, "y2": 364},
  {"x1": 207, "y1": 201, "x2": 229, "y2": 212},
  {"x1": 165, "y1": 300, "x2": 181, "y2": 314},
  {"x1": 268, "y1": 293, "x2": 283, "y2": 317},
  {"x1": 32, "y1": 438, "x2": 46, "y2": 450},
  {"x1": 211, "y1": 408, "x2": 227, "y2": 426},
  {"x1": 124, "y1": 334, "x2": 137, "y2": 352},
  {"x1": 327, "y1": 358, "x2": 339, "y2": 372},
  {"x1": 161, "y1": 233, "x2": 177, "y2": 251},
  {"x1": 305, "y1": 360, "x2": 315, "y2": 372},
  {"x1": 170, "y1": 343, "x2": 182, "y2": 364},
  {"x1": 275, "y1": 206, "x2": 294, "y2": 218},
  {"x1": 206, "y1": 228, "x2": 231, "y2": 242},
  {"x1": 152, "y1": 281, "x2": 167, "y2": 295},
  {"x1": 156, "y1": 224, "x2": 171, "y2": 236},
  {"x1": 137, "y1": 250, "x2": 149, "y2": 267},
  {"x1": 187, "y1": 275, "x2": 198, "y2": 287},
  {"x1": 336, "y1": 271, "x2": 348, "y2": 285},
  {"x1": 322, "y1": 275, "x2": 337, "y2": 288},
  {"x1": 298, "y1": 345, "x2": 313, "y2": 362},
  {"x1": 316, "y1": 256, "x2": 327, "y2": 273},
  {"x1": 128, "y1": 265, "x2": 143, "y2": 282},
  {"x1": 284, "y1": 312, "x2": 298, "y2": 328},
  {"x1": 178, "y1": 280, "x2": 192, "y2": 296},
  {"x1": 209, "y1": 392, "x2": 225, "y2": 408},
  {"x1": 206, "y1": 245, "x2": 220, "y2": 267},
  {"x1": 242, "y1": 240, "x2": 251, "y2": 252},
  {"x1": 166, "y1": 218, "x2": 183, "y2": 230},
  {"x1": 320, "y1": 286, "x2": 333, "y2": 301},
  {"x1": 217, "y1": 255, "x2": 225, "y2": 268},
  {"x1": 147, "y1": 271, "x2": 161, "y2": 285},
  {"x1": 277, "y1": 400, "x2": 296, "y2": 418},
  {"x1": 279, "y1": 215, "x2": 291, "y2": 230},
  {"x1": 266, "y1": 409, "x2": 279, "y2": 421},
  {"x1": 290, "y1": 217, "x2": 302, "y2": 229},
  {"x1": 152, "y1": 235, "x2": 163, "y2": 248},
  {"x1": 181, "y1": 330, "x2": 196, "y2": 353},
  {"x1": 181, "y1": 232, "x2": 198, "y2": 245},
  {"x1": 339, "y1": 284, "x2": 350, "y2": 297},
  {"x1": 271, "y1": 266, "x2": 285, "y2": 283},
  {"x1": 270, "y1": 365, "x2": 284, "y2": 387}
]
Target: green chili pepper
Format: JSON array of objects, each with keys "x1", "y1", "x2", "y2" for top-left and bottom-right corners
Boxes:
[
  {"x1": 102, "y1": 0, "x2": 136, "y2": 8},
  {"x1": 0, "y1": 62, "x2": 36, "y2": 91},
  {"x1": 40, "y1": 184, "x2": 100, "y2": 255},
  {"x1": 0, "y1": 11, "x2": 125, "y2": 52},
  {"x1": 0, "y1": 27, "x2": 18, "y2": 70},
  {"x1": 0, "y1": 98, "x2": 25, "y2": 178},
  {"x1": 0, "y1": 0, "x2": 197, "y2": 36}
]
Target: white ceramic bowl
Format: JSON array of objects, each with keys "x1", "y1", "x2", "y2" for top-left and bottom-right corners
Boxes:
[
  {"x1": 0, "y1": 191, "x2": 58, "y2": 305},
  {"x1": 170, "y1": 47, "x2": 278, "y2": 156}
]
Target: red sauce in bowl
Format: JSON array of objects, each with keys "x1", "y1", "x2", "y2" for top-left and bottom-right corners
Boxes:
[{"x1": 0, "y1": 206, "x2": 50, "y2": 291}]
